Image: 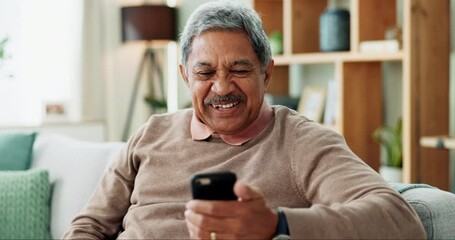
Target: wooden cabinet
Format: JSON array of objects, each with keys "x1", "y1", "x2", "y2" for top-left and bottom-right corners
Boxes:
[{"x1": 253, "y1": 0, "x2": 450, "y2": 190}]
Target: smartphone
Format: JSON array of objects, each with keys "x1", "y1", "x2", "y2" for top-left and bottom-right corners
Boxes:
[{"x1": 191, "y1": 171, "x2": 237, "y2": 200}]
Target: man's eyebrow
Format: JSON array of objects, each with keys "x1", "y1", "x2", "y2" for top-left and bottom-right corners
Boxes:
[
  {"x1": 192, "y1": 60, "x2": 254, "y2": 69},
  {"x1": 193, "y1": 62, "x2": 212, "y2": 69},
  {"x1": 232, "y1": 59, "x2": 254, "y2": 67}
]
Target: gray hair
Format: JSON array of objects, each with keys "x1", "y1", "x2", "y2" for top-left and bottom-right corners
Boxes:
[{"x1": 179, "y1": 1, "x2": 271, "y2": 73}]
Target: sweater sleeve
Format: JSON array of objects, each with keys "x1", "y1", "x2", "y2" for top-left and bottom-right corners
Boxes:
[
  {"x1": 62, "y1": 126, "x2": 145, "y2": 239},
  {"x1": 284, "y1": 122, "x2": 426, "y2": 239}
]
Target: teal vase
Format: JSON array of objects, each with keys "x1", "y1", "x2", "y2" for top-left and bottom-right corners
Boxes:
[{"x1": 319, "y1": 8, "x2": 350, "y2": 52}]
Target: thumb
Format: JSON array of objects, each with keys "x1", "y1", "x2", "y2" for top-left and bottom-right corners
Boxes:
[{"x1": 234, "y1": 181, "x2": 263, "y2": 201}]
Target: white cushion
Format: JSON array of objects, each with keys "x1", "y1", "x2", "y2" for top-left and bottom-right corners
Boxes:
[{"x1": 30, "y1": 133, "x2": 125, "y2": 239}]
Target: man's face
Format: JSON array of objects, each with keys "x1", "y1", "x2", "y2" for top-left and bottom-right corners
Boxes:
[{"x1": 180, "y1": 30, "x2": 273, "y2": 135}]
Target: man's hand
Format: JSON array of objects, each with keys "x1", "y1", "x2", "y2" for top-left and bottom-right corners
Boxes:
[{"x1": 185, "y1": 181, "x2": 278, "y2": 239}]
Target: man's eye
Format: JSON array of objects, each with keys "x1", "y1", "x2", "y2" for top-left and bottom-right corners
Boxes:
[
  {"x1": 197, "y1": 72, "x2": 215, "y2": 78},
  {"x1": 231, "y1": 70, "x2": 250, "y2": 75}
]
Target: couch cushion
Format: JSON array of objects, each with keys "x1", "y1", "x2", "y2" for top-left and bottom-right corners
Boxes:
[
  {"x1": 0, "y1": 169, "x2": 52, "y2": 239},
  {"x1": 0, "y1": 132, "x2": 37, "y2": 170},
  {"x1": 30, "y1": 133, "x2": 125, "y2": 239}
]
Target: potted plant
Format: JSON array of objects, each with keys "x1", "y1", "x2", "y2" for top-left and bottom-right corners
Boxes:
[
  {"x1": 372, "y1": 117, "x2": 402, "y2": 182},
  {"x1": 144, "y1": 95, "x2": 167, "y2": 113}
]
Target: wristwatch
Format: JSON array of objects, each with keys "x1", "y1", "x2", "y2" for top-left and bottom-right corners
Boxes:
[{"x1": 274, "y1": 208, "x2": 289, "y2": 238}]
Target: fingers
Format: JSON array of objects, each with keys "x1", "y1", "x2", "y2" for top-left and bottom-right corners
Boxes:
[
  {"x1": 184, "y1": 209, "x2": 231, "y2": 231},
  {"x1": 185, "y1": 205, "x2": 277, "y2": 239},
  {"x1": 185, "y1": 182, "x2": 265, "y2": 217},
  {"x1": 186, "y1": 199, "x2": 240, "y2": 217},
  {"x1": 186, "y1": 212, "x2": 209, "y2": 239},
  {"x1": 185, "y1": 182, "x2": 274, "y2": 239},
  {"x1": 185, "y1": 209, "x2": 238, "y2": 239},
  {"x1": 186, "y1": 216, "x2": 216, "y2": 239},
  {"x1": 234, "y1": 181, "x2": 263, "y2": 201}
]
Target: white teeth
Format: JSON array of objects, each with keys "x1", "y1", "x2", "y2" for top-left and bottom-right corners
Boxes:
[{"x1": 213, "y1": 102, "x2": 238, "y2": 109}]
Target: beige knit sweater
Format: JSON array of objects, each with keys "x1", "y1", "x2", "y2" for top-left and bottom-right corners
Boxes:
[{"x1": 63, "y1": 106, "x2": 425, "y2": 239}]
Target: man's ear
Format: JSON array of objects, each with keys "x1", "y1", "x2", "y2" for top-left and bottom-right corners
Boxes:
[
  {"x1": 179, "y1": 64, "x2": 190, "y2": 88},
  {"x1": 264, "y1": 59, "x2": 274, "y2": 89}
]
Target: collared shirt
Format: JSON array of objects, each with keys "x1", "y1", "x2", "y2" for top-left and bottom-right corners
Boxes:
[{"x1": 190, "y1": 101, "x2": 274, "y2": 146}]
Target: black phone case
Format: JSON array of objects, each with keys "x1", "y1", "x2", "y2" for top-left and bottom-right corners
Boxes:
[{"x1": 191, "y1": 171, "x2": 237, "y2": 200}]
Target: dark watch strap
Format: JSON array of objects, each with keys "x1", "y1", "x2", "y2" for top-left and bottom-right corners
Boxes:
[{"x1": 275, "y1": 208, "x2": 289, "y2": 236}]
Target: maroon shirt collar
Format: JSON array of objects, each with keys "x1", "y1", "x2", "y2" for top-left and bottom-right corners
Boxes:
[{"x1": 191, "y1": 101, "x2": 274, "y2": 146}]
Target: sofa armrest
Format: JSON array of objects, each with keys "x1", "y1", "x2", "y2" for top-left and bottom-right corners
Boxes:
[{"x1": 390, "y1": 183, "x2": 455, "y2": 240}]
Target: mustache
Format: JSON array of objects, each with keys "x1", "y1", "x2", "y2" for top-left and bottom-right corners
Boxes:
[{"x1": 204, "y1": 94, "x2": 247, "y2": 105}]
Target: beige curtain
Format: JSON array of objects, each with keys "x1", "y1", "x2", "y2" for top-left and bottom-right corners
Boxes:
[
  {"x1": 80, "y1": 0, "x2": 124, "y2": 141},
  {"x1": 81, "y1": 0, "x2": 106, "y2": 121}
]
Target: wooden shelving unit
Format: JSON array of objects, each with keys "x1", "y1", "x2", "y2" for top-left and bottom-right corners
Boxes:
[{"x1": 253, "y1": 0, "x2": 450, "y2": 190}]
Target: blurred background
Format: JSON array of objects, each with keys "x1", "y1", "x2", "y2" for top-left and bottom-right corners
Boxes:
[
  {"x1": 0, "y1": 0, "x2": 218, "y2": 141},
  {"x1": 0, "y1": 0, "x2": 454, "y2": 192}
]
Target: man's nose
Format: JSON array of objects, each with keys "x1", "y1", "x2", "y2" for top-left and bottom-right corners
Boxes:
[{"x1": 211, "y1": 75, "x2": 234, "y2": 96}]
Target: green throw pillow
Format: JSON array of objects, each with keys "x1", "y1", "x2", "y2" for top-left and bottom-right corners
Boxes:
[
  {"x1": 0, "y1": 132, "x2": 37, "y2": 170},
  {"x1": 0, "y1": 169, "x2": 52, "y2": 239}
]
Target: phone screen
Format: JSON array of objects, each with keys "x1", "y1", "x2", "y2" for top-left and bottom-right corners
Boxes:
[{"x1": 191, "y1": 171, "x2": 237, "y2": 200}]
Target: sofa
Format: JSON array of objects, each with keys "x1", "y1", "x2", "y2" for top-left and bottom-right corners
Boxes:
[
  {"x1": 0, "y1": 132, "x2": 124, "y2": 239},
  {"x1": 1, "y1": 132, "x2": 455, "y2": 239}
]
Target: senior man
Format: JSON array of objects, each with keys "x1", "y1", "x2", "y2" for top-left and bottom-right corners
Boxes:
[{"x1": 63, "y1": 1, "x2": 425, "y2": 239}]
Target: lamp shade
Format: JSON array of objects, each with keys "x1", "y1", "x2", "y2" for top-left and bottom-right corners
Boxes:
[{"x1": 121, "y1": 5, "x2": 177, "y2": 42}]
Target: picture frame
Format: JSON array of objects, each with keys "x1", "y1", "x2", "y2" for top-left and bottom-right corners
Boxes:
[
  {"x1": 297, "y1": 86, "x2": 326, "y2": 123},
  {"x1": 43, "y1": 101, "x2": 69, "y2": 123}
]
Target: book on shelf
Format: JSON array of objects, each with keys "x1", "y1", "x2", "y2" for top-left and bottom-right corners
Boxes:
[
  {"x1": 359, "y1": 40, "x2": 400, "y2": 52},
  {"x1": 297, "y1": 86, "x2": 326, "y2": 123},
  {"x1": 323, "y1": 79, "x2": 338, "y2": 126}
]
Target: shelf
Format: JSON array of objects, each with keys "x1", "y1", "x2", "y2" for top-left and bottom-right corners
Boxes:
[
  {"x1": 272, "y1": 51, "x2": 404, "y2": 65},
  {"x1": 0, "y1": 120, "x2": 106, "y2": 142},
  {"x1": 420, "y1": 136, "x2": 455, "y2": 150},
  {"x1": 255, "y1": 0, "x2": 451, "y2": 190}
]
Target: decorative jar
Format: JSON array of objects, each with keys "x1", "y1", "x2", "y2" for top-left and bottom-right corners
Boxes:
[{"x1": 319, "y1": 8, "x2": 350, "y2": 52}]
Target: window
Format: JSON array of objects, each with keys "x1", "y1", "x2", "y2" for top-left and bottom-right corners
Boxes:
[{"x1": 0, "y1": 0, "x2": 82, "y2": 126}]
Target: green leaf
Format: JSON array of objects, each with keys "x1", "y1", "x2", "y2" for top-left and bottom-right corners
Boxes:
[
  {"x1": 0, "y1": 37, "x2": 8, "y2": 60},
  {"x1": 372, "y1": 118, "x2": 402, "y2": 168},
  {"x1": 144, "y1": 96, "x2": 167, "y2": 110}
]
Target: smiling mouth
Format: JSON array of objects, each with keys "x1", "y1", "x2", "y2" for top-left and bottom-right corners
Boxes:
[{"x1": 212, "y1": 101, "x2": 240, "y2": 110}]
